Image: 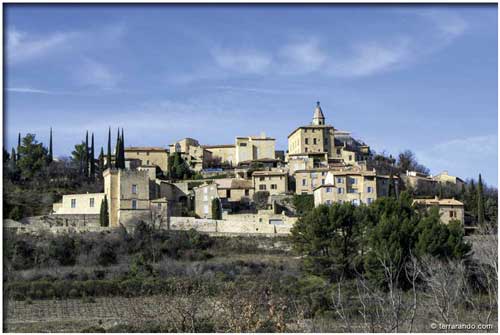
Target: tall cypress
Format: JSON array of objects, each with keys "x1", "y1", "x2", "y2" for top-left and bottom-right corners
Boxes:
[
  {"x1": 100, "y1": 195, "x2": 109, "y2": 227},
  {"x1": 477, "y1": 174, "x2": 485, "y2": 225},
  {"x1": 90, "y1": 133, "x2": 95, "y2": 180},
  {"x1": 85, "y1": 131, "x2": 89, "y2": 178},
  {"x1": 120, "y1": 128, "x2": 125, "y2": 169},
  {"x1": 11, "y1": 148, "x2": 16, "y2": 163},
  {"x1": 107, "y1": 127, "x2": 112, "y2": 169},
  {"x1": 99, "y1": 147, "x2": 105, "y2": 174},
  {"x1": 48, "y1": 127, "x2": 53, "y2": 163},
  {"x1": 115, "y1": 129, "x2": 121, "y2": 169},
  {"x1": 17, "y1": 133, "x2": 21, "y2": 161}
]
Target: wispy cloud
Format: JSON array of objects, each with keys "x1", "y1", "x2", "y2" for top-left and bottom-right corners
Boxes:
[
  {"x1": 279, "y1": 38, "x2": 328, "y2": 74},
  {"x1": 211, "y1": 47, "x2": 272, "y2": 74},
  {"x1": 6, "y1": 28, "x2": 77, "y2": 64},
  {"x1": 7, "y1": 87, "x2": 56, "y2": 94},
  {"x1": 74, "y1": 58, "x2": 121, "y2": 90}
]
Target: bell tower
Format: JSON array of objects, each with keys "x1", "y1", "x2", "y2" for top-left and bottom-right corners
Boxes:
[{"x1": 312, "y1": 101, "x2": 325, "y2": 126}]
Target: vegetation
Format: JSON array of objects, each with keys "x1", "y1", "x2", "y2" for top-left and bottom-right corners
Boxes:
[{"x1": 211, "y1": 198, "x2": 222, "y2": 220}]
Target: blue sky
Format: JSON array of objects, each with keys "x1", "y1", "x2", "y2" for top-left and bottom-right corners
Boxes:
[{"x1": 4, "y1": 4, "x2": 498, "y2": 186}]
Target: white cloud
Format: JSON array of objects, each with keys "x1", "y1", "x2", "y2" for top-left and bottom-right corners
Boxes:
[
  {"x1": 7, "y1": 28, "x2": 76, "y2": 64},
  {"x1": 279, "y1": 38, "x2": 328, "y2": 74},
  {"x1": 418, "y1": 10, "x2": 468, "y2": 41},
  {"x1": 7, "y1": 87, "x2": 55, "y2": 94},
  {"x1": 75, "y1": 59, "x2": 120, "y2": 90},
  {"x1": 211, "y1": 47, "x2": 272, "y2": 74},
  {"x1": 328, "y1": 39, "x2": 411, "y2": 77}
]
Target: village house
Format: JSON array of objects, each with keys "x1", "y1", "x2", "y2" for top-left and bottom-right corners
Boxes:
[
  {"x1": 169, "y1": 137, "x2": 212, "y2": 172},
  {"x1": 402, "y1": 170, "x2": 437, "y2": 191},
  {"x1": 413, "y1": 196, "x2": 465, "y2": 225},
  {"x1": 124, "y1": 146, "x2": 169, "y2": 173},
  {"x1": 252, "y1": 170, "x2": 288, "y2": 195},
  {"x1": 432, "y1": 170, "x2": 465, "y2": 189}
]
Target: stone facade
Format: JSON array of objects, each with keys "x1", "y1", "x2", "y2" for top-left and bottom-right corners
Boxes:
[
  {"x1": 53, "y1": 193, "x2": 105, "y2": 215},
  {"x1": 413, "y1": 197, "x2": 465, "y2": 225},
  {"x1": 294, "y1": 168, "x2": 330, "y2": 194},
  {"x1": 169, "y1": 138, "x2": 212, "y2": 172},
  {"x1": 124, "y1": 147, "x2": 169, "y2": 173},
  {"x1": 235, "y1": 134, "x2": 276, "y2": 165},
  {"x1": 432, "y1": 170, "x2": 465, "y2": 189},
  {"x1": 203, "y1": 145, "x2": 236, "y2": 166},
  {"x1": 193, "y1": 183, "x2": 219, "y2": 218},
  {"x1": 252, "y1": 170, "x2": 288, "y2": 195}
]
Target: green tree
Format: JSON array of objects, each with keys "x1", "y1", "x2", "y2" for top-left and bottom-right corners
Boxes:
[
  {"x1": 47, "y1": 127, "x2": 53, "y2": 163},
  {"x1": 17, "y1": 132, "x2": 21, "y2": 160},
  {"x1": 252, "y1": 191, "x2": 270, "y2": 210},
  {"x1": 84, "y1": 131, "x2": 89, "y2": 178},
  {"x1": 211, "y1": 198, "x2": 222, "y2": 220},
  {"x1": 90, "y1": 133, "x2": 95, "y2": 180},
  {"x1": 291, "y1": 202, "x2": 364, "y2": 281},
  {"x1": 477, "y1": 174, "x2": 485, "y2": 225},
  {"x1": 292, "y1": 194, "x2": 315, "y2": 216},
  {"x1": 98, "y1": 147, "x2": 105, "y2": 174},
  {"x1": 100, "y1": 195, "x2": 109, "y2": 227},
  {"x1": 107, "y1": 127, "x2": 112, "y2": 169},
  {"x1": 16, "y1": 134, "x2": 48, "y2": 179},
  {"x1": 120, "y1": 128, "x2": 125, "y2": 169}
]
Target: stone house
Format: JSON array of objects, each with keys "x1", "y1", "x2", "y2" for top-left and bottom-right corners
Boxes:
[
  {"x1": 252, "y1": 170, "x2": 288, "y2": 195},
  {"x1": 413, "y1": 196, "x2": 465, "y2": 225},
  {"x1": 124, "y1": 146, "x2": 169, "y2": 173}
]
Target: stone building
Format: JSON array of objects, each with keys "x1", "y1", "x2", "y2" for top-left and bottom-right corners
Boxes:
[
  {"x1": 193, "y1": 183, "x2": 219, "y2": 218},
  {"x1": 252, "y1": 170, "x2": 288, "y2": 195},
  {"x1": 203, "y1": 144, "x2": 236, "y2": 167},
  {"x1": 52, "y1": 192, "x2": 106, "y2": 215},
  {"x1": 413, "y1": 196, "x2": 465, "y2": 225},
  {"x1": 169, "y1": 138, "x2": 212, "y2": 172},
  {"x1": 124, "y1": 147, "x2": 169, "y2": 173},
  {"x1": 235, "y1": 134, "x2": 276, "y2": 165},
  {"x1": 402, "y1": 170, "x2": 437, "y2": 191},
  {"x1": 293, "y1": 167, "x2": 331, "y2": 194},
  {"x1": 432, "y1": 171, "x2": 465, "y2": 189}
]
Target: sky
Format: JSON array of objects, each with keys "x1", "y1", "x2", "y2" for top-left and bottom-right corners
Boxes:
[{"x1": 4, "y1": 4, "x2": 498, "y2": 186}]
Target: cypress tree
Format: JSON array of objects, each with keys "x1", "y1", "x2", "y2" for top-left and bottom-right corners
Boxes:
[
  {"x1": 17, "y1": 133, "x2": 21, "y2": 161},
  {"x1": 120, "y1": 128, "x2": 125, "y2": 169},
  {"x1": 100, "y1": 195, "x2": 109, "y2": 227},
  {"x1": 477, "y1": 174, "x2": 485, "y2": 225},
  {"x1": 99, "y1": 147, "x2": 105, "y2": 174},
  {"x1": 107, "y1": 127, "x2": 112, "y2": 169},
  {"x1": 115, "y1": 129, "x2": 121, "y2": 169},
  {"x1": 48, "y1": 127, "x2": 53, "y2": 163},
  {"x1": 468, "y1": 180, "x2": 477, "y2": 220},
  {"x1": 211, "y1": 198, "x2": 222, "y2": 220},
  {"x1": 85, "y1": 131, "x2": 89, "y2": 178},
  {"x1": 90, "y1": 133, "x2": 95, "y2": 180}
]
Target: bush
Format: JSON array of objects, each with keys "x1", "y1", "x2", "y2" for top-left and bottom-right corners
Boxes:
[{"x1": 48, "y1": 235, "x2": 77, "y2": 266}]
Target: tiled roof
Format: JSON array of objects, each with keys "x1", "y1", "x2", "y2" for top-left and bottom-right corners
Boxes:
[
  {"x1": 413, "y1": 197, "x2": 464, "y2": 206},
  {"x1": 125, "y1": 146, "x2": 167, "y2": 152},
  {"x1": 202, "y1": 144, "x2": 235, "y2": 149},
  {"x1": 252, "y1": 170, "x2": 287, "y2": 176}
]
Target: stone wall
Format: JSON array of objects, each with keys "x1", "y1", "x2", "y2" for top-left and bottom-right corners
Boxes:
[{"x1": 20, "y1": 214, "x2": 101, "y2": 228}]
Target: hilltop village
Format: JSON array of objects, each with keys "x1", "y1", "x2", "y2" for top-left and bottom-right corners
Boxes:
[{"x1": 24, "y1": 101, "x2": 464, "y2": 235}]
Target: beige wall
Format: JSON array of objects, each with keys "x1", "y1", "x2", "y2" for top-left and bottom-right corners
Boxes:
[
  {"x1": 194, "y1": 183, "x2": 219, "y2": 218},
  {"x1": 252, "y1": 173, "x2": 288, "y2": 195},
  {"x1": 53, "y1": 193, "x2": 106, "y2": 215},
  {"x1": 125, "y1": 149, "x2": 168, "y2": 172},
  {"x1": 288, "y1": 126, "x2": 335, "y2": 156},
  {"x1": 204, "y1": 146, "x2": 235, "y2": 166},
  {"x1": 294, "y1": 169, "x2": 329, "y2": 194},
  {"x1": 438, "y1": 205, "x2": 465, "y2": 225},
  {"x1": 314, "y1": 171, "x2": 378, "y2": 206}
]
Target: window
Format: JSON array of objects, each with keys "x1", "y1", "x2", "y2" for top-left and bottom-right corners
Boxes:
[
  {"x1": 305, "y1": 139, "x2": 309, "y2": 145},
  {"x1": 349, "y1": 155, "x2": 352, "y2": 161},
  {"x1": 337, "y1": 177, "x2": 343, "y2": 184},
  {"x1": 337, "y1": 188, "x2": 343, "y2": 194},
  {"x1": 349, "y1": 177, "x2": 357, "y2": 184},
  {"x1": 89, "y1": 198, "x2": 95, "y2": 208},
  {"x1": 204, "y1": 205, "x2": 209, "y2": 214},
  {"x1": 352, "y1": 199, "x2": 360, "y2": 206},
  {"x1": 146, "y1": 160, "x2": 150, "y2": 165},
  {"x1": 71, "y1": 199, "x2": 76, "y2": 208},
  {"x1": 147, "y1": 152, "x2": 150, "y2": 156},
  {"x1": 302, "y1": 179, "x2": 307, "y2": 186},
  {"x1": 158, "y1": 203, "x2": 162, "y2": 209},
  {"x1": 259, "y1": 185, "x2": 267, "y2": 190},
  {"x1": 367, "y1": 198, "x2": 373, "y2": 204},
  {"x1": 321, "y1": 179, "x2": 325, "y2": 185},
  {"x1": 226, "y1": 190, "x2": 231, "y2": 198},
  {"x1": 321, "y1": 171, "x2": 326, "y2": 176},
  {"x1": 132, "y1": 184, "x2": 137, "y2": 194},
  {"x1": 132, "y1": 199, "x2": 137, "y2": 209},
  {"x1": 367, "y1": 186, "x2": 372, "y2": 193},
  {"x1": 313, "y1": 138, "x2": 317, "y2": 145},
  {"x1": 271, "y1": 184, "x2": 277, "y2": 190},
  {"x1": 450, "y1": 211, "x2": 456, "y2": 218},
  {"x1": 326, "y1": 187, "x2": 332, "y2": 193},
  {"x1": 305, "y1": 148, "x2": 308, "y2": 152},
  {"x1": 239, "y1": 142, "x2": 247, "y2": 146},
  {"x1": 337, "y1": 149, "x2": 341, "y2": 155},
  {"x1": 326, "y1": 200, "x2": 332, "y2": 205},
  {"x1": 245, "y1": 189, "x2": 249, "y2": 196},
  {"x1": 260, "y1": 176, "x2": 265, "y2": 181}
]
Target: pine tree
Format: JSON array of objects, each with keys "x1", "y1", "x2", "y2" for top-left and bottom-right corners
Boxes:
[
  {"x1": 477, "y1": 174, "x2": 485, "y2": 225},
  {"x1": 99, "y1": 147, "x2": 105, "y2": 174},
  {"x1": 48, "y1": 127, "x2": 53, "y2": 163},
  {"x1": 107, "y1": 127, "x2": 112, "y2": 169},
  {"x1": 85, "y1": 131, "x2": 89, "y2": 178},
  {"x1": 90, "y1": 133, "x2": 95, "y2": 180}
]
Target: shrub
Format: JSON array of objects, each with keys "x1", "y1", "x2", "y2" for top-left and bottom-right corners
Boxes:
[{"x1": 48, "y1": 235, "x2": 77, "y2": 266}]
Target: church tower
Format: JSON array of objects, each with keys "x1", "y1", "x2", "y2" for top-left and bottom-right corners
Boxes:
[{"x1": 312, "y1": 101, "x2": 325, "y2": 126}]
